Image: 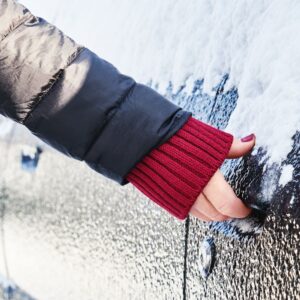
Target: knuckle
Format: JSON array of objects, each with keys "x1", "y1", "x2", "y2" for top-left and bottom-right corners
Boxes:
[
  {"x1": 216, "y1": 196, "x2": 238, "y2": 215},
  {"x1": 211, "y1": 213, "x2": 225, "y2": 221}
]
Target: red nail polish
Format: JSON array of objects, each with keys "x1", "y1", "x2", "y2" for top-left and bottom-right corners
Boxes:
[{"x1": 241, "y1": 134, "x2": 255, "y2": 142}]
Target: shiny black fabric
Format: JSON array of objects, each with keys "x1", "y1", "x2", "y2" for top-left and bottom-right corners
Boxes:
[{"x1": 0, "y1": 0, "x2": 191, "y2": 184}]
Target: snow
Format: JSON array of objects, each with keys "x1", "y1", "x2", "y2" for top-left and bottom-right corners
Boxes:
[
  {"x1": 279, "y1": 164, "x2": 294, "y2": 187},
  {"x1": 9, "y1": 0, "x2": 300, "y2": 170}
]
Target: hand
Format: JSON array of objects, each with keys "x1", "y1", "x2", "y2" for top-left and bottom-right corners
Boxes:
[{"x1": 190, "y1": 134, "x2": 256, "y2": 222}]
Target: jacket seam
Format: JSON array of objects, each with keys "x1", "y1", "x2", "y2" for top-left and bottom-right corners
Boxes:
[
  {"x1": 22, "y1": 46, "x2": 85, "y2": 125},
  {"x1": 0, "y1": 13, "x2": 33, "y2": 43},
  {"x1": 82, "y1": 81, "x2": 137, "y2": 162}
]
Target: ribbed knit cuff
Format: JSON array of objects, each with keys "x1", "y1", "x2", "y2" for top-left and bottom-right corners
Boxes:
[{"x1": 126, "y1": 116, "x2": 234, "y2": 220}]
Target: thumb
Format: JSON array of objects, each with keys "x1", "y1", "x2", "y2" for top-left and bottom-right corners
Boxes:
[{"x1": 227, "y1": 134, "x2": 256, "y2": 159}]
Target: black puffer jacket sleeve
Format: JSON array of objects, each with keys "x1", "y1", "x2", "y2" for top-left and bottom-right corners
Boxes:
[{"x1": 0, "y1": 0, "x2": 191, "y2": 185}]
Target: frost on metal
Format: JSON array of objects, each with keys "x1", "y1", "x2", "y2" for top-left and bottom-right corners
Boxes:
[
  {"x1": 199, "y1": 237, "x2": 215, "y2": 279},
  {"x1": 0, "y1": 274, "x2": 35, "y2": 300},
  {"x1": 21, "y1": 145, "x2": 43, "y2": 172}
]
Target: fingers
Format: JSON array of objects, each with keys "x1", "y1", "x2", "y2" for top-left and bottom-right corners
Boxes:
[
  {"x1": 189, "y1": 206, "x2": 212, "y2": 222},
  {"x1": 227, "y1": 134, "x2": 256, "y2": 159},
  {"x1": 190, "y1": 170, "x2": 252, "y2": 222},
  {"x1": 190, "y1": 194, "x2": 229, "y2": 221},
  {"x1": 190, "y1": 132, "x2": 255, "y2": 222},
  {"x1": 202, "y1": 170, "x2": 252, "y2": 218}
]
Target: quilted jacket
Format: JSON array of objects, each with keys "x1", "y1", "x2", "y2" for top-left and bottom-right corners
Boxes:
[{"x1": 0, "y1": 0, "x2": 234, "y2": 220}]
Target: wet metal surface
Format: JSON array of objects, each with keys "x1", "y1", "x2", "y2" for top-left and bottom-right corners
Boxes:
[
  {"x1": 187, "y1": 214, "x2": 300, "y2": 300},
  {"x1": 182, "y1": 78, "x2": 300, "y2": 299},
  {"x1": 0, "y1": 134, "x2": 185, "y2": 299},
  {"x1": 0, "y1": 75, "x2": 299, "y2": 299}
]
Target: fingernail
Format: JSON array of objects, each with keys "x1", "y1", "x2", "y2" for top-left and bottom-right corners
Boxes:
[{"x1": 241, "y1": 133, "x2": 255, "y2": 142}]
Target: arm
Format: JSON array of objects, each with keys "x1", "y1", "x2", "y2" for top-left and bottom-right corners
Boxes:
[
  {"x1": 0, "y1": 0, "x2": 190, "y2": 185},
  {"x1": 0, "y1": 0, "x2": 253, "y2": 221}
]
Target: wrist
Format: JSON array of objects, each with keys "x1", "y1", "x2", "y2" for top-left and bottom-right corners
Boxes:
[{"x1": 126, "y1": 116, "x2": 233, "y2": 220}]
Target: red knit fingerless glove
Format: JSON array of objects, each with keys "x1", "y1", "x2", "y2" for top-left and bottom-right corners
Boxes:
[{"x1": 126, "y1": 116, "x2": 234, "y2": 220}]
